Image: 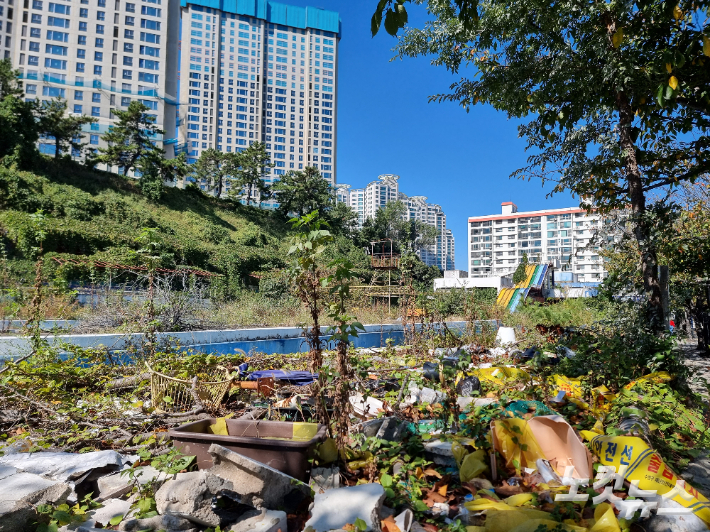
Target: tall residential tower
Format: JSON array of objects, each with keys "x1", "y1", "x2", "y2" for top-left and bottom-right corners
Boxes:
[
  {"x1": 178, "y1": 0, "x2": 340, "y2": 206},
  {"x1": 14, "y1": 0, "x2": 179, "y2": 162}
]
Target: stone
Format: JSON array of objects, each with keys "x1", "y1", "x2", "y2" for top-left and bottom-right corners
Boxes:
[
  {"x1": 0, "y1": 472, "x2": 71, "y2": 532},
  {"x1": 419, "y1": 387, "x2": 445, "y2": 406},
  {"x1": 208, "y1": 443, "x2": 311, "y2": 513},
  {"x1": 375, "y1": 417, "x2": 407, "y2": 442},
  {"x1": 456, "y1": 397, "x2": 474, "y2": 411},
  {"x1": 228, "y1": 508, "x2": 288, "y2": 532},
  {"x1": 358, "y1": 418, "x2": 385, "y2": 438},
  {"x1": 0, "y1": 450, "x2": 128, "y2": 481},
  {"x1": 155, "y1": 470, "x2": 232, "y2": 527},
  {"x1": 467, "y1": 478, "x2": 494, "y2": 491},
  {"x1": 681, "y1": 453, "x2": 710, "y2": 498},
  {"x1": 304, "y1": 483, "x2": 386, "y2": 532},
  {"x1": 97, "y1": 466, "x2": 170, "y2": 500},
  {"x1": 423, "y1": 440, "x2": 456, "y2": 467},
  {"x1": 118, "y1": 514, "x2": 198, "y2": 531},
  {"x1": 641, "y1": 496, "x2": 708, "y2": 532},
  {"x1": 394, "y1": 509, "x2": 413, "y2": 532},
  {"x1": 310, "y1": 467, "x2": 340, "y2": 493},
  {"x1": 60, "y1": 498, "x2": 132, "y2": 532}
]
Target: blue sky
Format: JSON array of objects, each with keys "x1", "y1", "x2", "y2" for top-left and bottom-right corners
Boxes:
[{"x1": 288, "y1": 0, "x2": 577, "y2": 269}]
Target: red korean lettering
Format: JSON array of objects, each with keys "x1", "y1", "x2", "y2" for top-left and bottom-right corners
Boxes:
[
  {"x1": 648, "y1": 455, "x2": 662, "y2": 474},
  {"x1": 662, "y1": 467, "x2": 674, "y2": 481}
]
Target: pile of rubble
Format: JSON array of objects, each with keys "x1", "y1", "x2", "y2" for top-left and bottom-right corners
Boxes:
[{"x1": 2, "y1": 327, "x2": 710, "y2": 532}]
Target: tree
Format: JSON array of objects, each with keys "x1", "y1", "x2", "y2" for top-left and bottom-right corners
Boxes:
[
  {"x1": 228, "y1": 142, "x2": 273, "y2": 205},
  {"x1": 382, "y1": 0, "x2": 710, "y2": 322},
  {"x1": 0, "y1": 59, "x2": 39, "y2": 167},
  {"x1": 97, "y1": 101, "x2": 164, "y2": 175},
  {"x1": 272, "y1": 166, "x2": 333, "y2": 217},
  {"x1": 138, "y1": 151, "x2": 189, "y2": 202},
  {"x1": 0, "y1": 58, "x2": 23, "y2": 100},
  {"x1": 512, "y1": 253, "x2": 529, "y2": 285},
  {"x1": 38, "y1": 98, "x2": 97, "y2": 159},
  {"x1": 192, "y1": 148, "x2": 230, "y2": 197},
  {"x1": 360, "y1": 200, "x2": 438, "y2": 254},
  {"x1": 327, "y1": 201, "x2": 360, "y2": 238}
]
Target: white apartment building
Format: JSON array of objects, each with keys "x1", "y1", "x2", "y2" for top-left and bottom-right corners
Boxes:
[
  {"x1": 468, "y1": 202, "x2": 609, "y2": 282},
  {"x1": 0, "y1": 0, "x2": 14, "y2": 59},
  {"x1": 12, "y1": 0, "x2": 179, "y2": 162},
  {"x1": 178, "y1": 0, "x2": 339, "y2": 207},
  {"x1": 336, "y1": 174, "x2": 455, "y2": 271}
]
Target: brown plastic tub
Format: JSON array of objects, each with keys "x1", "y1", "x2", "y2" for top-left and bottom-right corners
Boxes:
[{"x1": 168, "y1": 418, "x2": 327, "y2": 481}]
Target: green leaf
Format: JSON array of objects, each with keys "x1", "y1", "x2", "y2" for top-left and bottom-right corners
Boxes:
[
  {"x1": 384, "y1": 9, "x2": 400, "y2": 36},
  {"x1": 354, "y1": 518, "x2": 368, "y2": 532},
  {"x1": 52, "y1": 510, "x2": 72, "y2": 526},
  {"x1": 384, "y1": 487, "x2": 395, "y2": 499},
  {"x1": 380, "y1": 473, "x2": 393, "y2": 488},
  {"x1": 109, "y1": 514, "x2": 124, "y2": 526}
]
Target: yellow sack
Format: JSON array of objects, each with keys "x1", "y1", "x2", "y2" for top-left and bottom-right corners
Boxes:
[
  {"x1": 482, "y1": 508, "x2": 553, "y2": 531},
  {"x1": 491, "y1": 419, "x2": 546, "y2": 472},
  {"x1": 624, "y1": 371, "x2": 672, "y2": 389},
  {"x1": 460, "y1": 449, "x2": 489, "y2": 482},
  {"x1": 590, "y1": 435, "x2": 710, "y2": 527},
  {"x1": 472, "y1": 367, "x2": 531, "y2": 386},
  {"x1": 589, "y1": 503, "x2": 620, "y2": 532},
  {"x1": 549, "y1": 375, "x2": 584, "y2": 398},
  {"x1": 465, "y1": 499, "x2": 515, "y2": 512},
  {"x1": 508, "y1": 520, "x2": 586, "y2": 532},
  {"x1": 504, "y1": 493, "x2": 533, "y2": 507},
  {"x1": 591, "y1": 385, "x2": 616, "y2": 413},
  {"x1": 317, "y1": 438, "x2": 338, "y2": 464}
]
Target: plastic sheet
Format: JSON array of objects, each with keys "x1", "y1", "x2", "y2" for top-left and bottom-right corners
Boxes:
[{"x1": 490, "y1": 419, "x2": 546, "y2": 472}]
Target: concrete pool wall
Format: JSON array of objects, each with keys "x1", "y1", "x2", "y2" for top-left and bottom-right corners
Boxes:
[{"x1": 0, "y1": 321, "x2": 497, "y2": 362}]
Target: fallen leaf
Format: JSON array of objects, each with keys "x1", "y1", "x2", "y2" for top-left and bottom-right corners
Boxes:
[
  {"x1": 381, "y1": 516, "x2": 401, "y2": 532},
  {"x1": 437, "y1": 484, "x2": 448, "y2": 497},
  {"x1": 423, "y1": 489, "x2": 447, "y2": 507},
  {"x1": 343, "y1": 524, "x2": 356, "y2": 532},
  {"x1": 422, "y1": 468, "x2": 442, "y2": 479},
  {"x1": 421, "y1": 523, "x2": 438, "y2": 532}
]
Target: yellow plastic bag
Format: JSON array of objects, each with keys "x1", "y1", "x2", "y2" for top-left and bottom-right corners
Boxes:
[
  {"x1": 623, "y1": 371, "x2": 672, "y2": 389},
  {"x1": 590, "y1": 435, "x2": 710, "y2": 527},
  {"x1": 504, "y1": 493, "x2": 533, "y2": 507},
  {"x1": 482, "y1": 509, "x2": 568, "y2": 532},
  {"x1": 589, "y1": 503, "x2": 620, "y2": 532},
  {"x1": 508, "y1": 519, "x2": 586, "y2": 532},
  {"x1": 464, "y1": 499, "x2": 515, "y2": 512},
  {"x1": 460, "y1": 449, "x2": 489, "y2": 482},
  {"x1": 317, "y1": 438, "x2": 338, "y2": 464},
  {"x1": 472, "y1": 367, "x2": 531, "y2": 386},
  {"x1": 491, "y1": 419, "x2": 546, "y2": 472},
  {"x1": 549, "y1": 375, "x2": 584, "y2": 398}
]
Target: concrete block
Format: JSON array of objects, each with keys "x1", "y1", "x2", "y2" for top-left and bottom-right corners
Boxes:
[
  {"x1": 228, "y1": 508, "x2": 287, "y2": 532},
  {"x1": 97, "y1": 466, "x2": 170, "y2": 500},
  {"x1": 60, "y1": 498, "x2": 132, "y2": 531},
  {"x1": 641, "y1": 496, "x2": 708, "y2": 532},
  {"x1": 0, "y1": 450, "x2": 128, "y2": 481},
  {"x1": 310, "y1": 467, "x2": 340, "y2": 493},
  {"x1": 375, "y1": 418, "x2": 407, "y2": 442},
  {"x1": 155, "y1": 470, "x2": 232, "y2": 527},
  {"x1": 304, "y1": 483, "x2": 386, "y2": 532},
  {"x1": 423, "y1": 440, "x2": 456, "y2": 467},
  {"x1": 208, "y1": 443, "x2": 311, "y2": 513},
  {"x1": 0, "y1": 472, "x2": 71, "y2": 532}
]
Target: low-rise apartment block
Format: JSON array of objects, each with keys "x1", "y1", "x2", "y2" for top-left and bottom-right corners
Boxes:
[{"x1": 468, "y1": 202, "x2": 609, "y2": 282}]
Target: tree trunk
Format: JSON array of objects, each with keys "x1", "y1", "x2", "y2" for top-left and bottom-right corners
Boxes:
[{"x1": 615, "y1": 91, "x2": 662, "y2": 318}]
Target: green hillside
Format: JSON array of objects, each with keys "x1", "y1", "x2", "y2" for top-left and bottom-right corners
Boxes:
[{"x1": 0, "y1": 161, "x2": 291, "y2": 297}]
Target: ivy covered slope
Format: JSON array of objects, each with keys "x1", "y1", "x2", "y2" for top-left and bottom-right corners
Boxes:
[{"x1": 0, "y1": 161, "x2": 290, "y2": 296}]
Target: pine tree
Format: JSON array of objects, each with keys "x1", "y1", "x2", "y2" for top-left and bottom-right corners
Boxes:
[
  {"x1": 97, "y1": 101, "x2": 164, "y2": 175},
  {"x1": 512, "y1": 253, "x2": 529, "y2": 285},
  {"x1": 38, "y1": 98, "x2": 97, "y2": 159}
]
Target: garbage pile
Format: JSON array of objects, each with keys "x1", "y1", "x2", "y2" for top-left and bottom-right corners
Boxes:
[{"x1": 1, "y1": 328, "x2": 709, "y2": 532}]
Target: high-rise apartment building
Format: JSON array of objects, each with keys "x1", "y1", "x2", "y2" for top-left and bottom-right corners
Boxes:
[
  {"x1": 336, "y1": 174, "x2": 455, "y2": 271},
  {"x1": 13, "y1": 0, "x2": 179, "y2": 162},
  {"x1": 468, "y1": 202, "x2": 610, "y2": 282},
  {"x1": 0, "y1": 0, "x2": 14, "y2": 59},
  {"x1": 178, "y1": 0, "x2": 339, "y2": 206}
]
